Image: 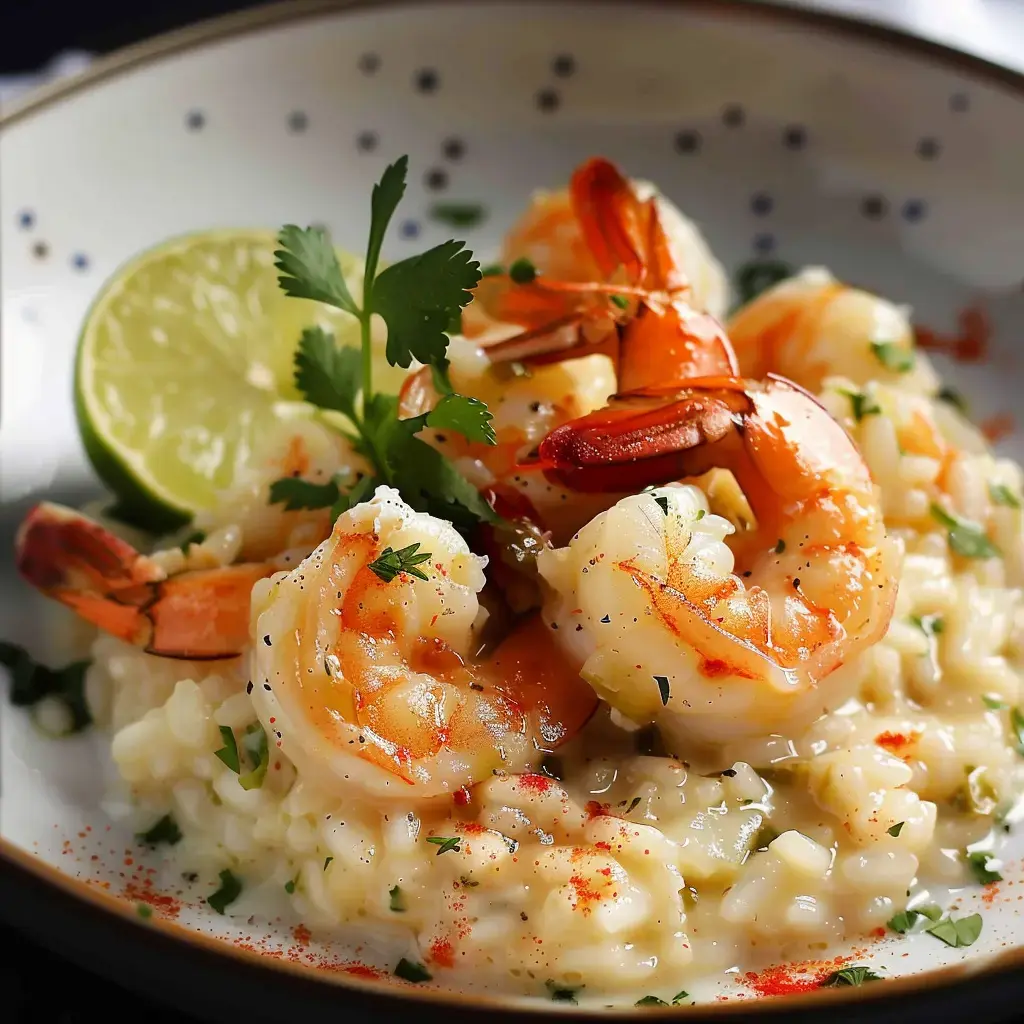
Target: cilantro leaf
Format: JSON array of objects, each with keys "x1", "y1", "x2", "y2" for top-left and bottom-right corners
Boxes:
[
  {"x1": 871, "y1": 341, "x2": 915, "y2": 373},
  {"x1": 926, "y1": 912, "x2": 983, "y2": 947},
  {"x1": 395, "y1": 958, "x2": 432, "y2": 983},
  {"x1": 888, "y1": 904, "x2": 943, "y2": 934},
  {"x1": 989, "y1": 482, "x2": 1021, "y2": 509},
  {"x1": 293, "y1": 327, "x2": 361, "y2": 419},
  {"x1": 365, "y1": 156, "x2": 408, "y2": 287},
  {"x1": 427, "y1": 393, "x2": 496, "y2": 445},
  {"x1": 0, "y1": 643, "x2": 92, "y2": 733},
  {"x1": 654, "y1": 496, "x2": 670, "y2": 516},
  {"x1": 430, "y1": 358, "x2": 454, "y2": 396},
  {"x1": 733, "y1": 258, "x2": 793, "y2": 306},
  {"x1": 269, "y1": 475, "x2": 342, "y2": 511},
  {"x1": 389, "y1": 885, "x2": 406, "y2": 912},
  {"x1": 373, "y1": 240, "x2": 481, "y2": 368},
  {"x1": 509, "y1": 257, "x2": 538, "y2": 284},
  {"x1": 368, "y1": 543, "x2": 433, "y2": 584},
  {"x1": 671, "y1": 991, "x2": 690, "y2": 1005},
  {"x1": 137, "y1": 814, "x2": 182, "y2": 847},
  {"x1": 966, "y1": 850, "x2": 1002, "y2": 884},
  {"x1": 425, "y1": 835, "x2": 462, "y2": 855},
  {"x1": 207, "y1": 869, "x2": 243, "y2": 914},
  {"x1": 214, "y1": 725, "x2": 240, "y2": 773},
  {"x1": 930, "y1": 503, "x2": 1000, "y2": 559},
  {"x1": 983, "y1": 694, "x2": 1008, "y2": 710},
  {"x1": 635, "y1": 996, "x2": 668, "y2": 1007},
  {"x1": 239, "y1": 724, "x2": 269, "y2": 791},
  {"x1": 331, "y1": 474, "x2": 378, "y2": 520},
  {"x1": 837, "y1": 387, "x2": 881, "y2": 422},
  {"x1": 887, "y1": 821, "x2": 904, "y2": 837},
  {"x1": 821, "y1": 966, "x2": 881, "y2": 986},
  {"x1": 274, "y1": 225, "x2": 357, "y2": 313}
]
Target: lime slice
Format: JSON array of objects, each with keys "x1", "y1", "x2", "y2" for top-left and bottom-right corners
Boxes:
[{"x1": 75, "y1": 229, "x2": 405, "y2": 532}]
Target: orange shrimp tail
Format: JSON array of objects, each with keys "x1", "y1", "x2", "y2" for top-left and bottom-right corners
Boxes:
[
  {"x1": 617, "y1": 303, "x2": 739, "y2": 391},
  {"x1": 15, "y1": 501, "x2": 271, "y2": 659},
  {"x1": 537, "y1": 377, "x2": 750, "y2": 493}
]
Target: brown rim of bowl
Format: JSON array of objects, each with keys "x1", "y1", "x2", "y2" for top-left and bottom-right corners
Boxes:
[{"x1": 2, "y1": 0, "x2": 1024, "y2": 1014}]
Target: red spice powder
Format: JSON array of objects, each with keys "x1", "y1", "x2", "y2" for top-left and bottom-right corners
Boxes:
[
  {"x1": 982, "y1": 883, "x2": 1001, "y2": 907},
  {"x1": 338, "y1": 963, "x2": 384, "y2": 980},
  {"x1": 122, "y1": 879, "x2": 182, "y2": 919},
  {"x1": 585, "y1": 800, "x2": 610, "y2": 819},
  {"x1": 453, "y1": 786, "x2": 472, "y2": 806},
  {"x1": 915, "y1": 303, "x2": 991, "y2": 363},
  {"x1": 594, "y1": 840, "x2": 612, "y2": 852},
  {"x1": 516, "y1": 773, "x2": 553, "y2": 794},
  {"x1": 293, "y1": 924, "x2": 312, "y2": 946},
  {"x1": 569, "y1": 873, "x2": 602, "y2": 915},
  {"x1": 981, "y1": 413, "x2": 1015, "y2": 443},
  {"x1": 875, "y1": 730, "x2": 919, "y2": 754},
  {"x1": 430, "y1": 937, "x2": 456, "y2": 968},
  {"x1": 743, "y1": 955, "x2": 855, "y2": 997},
  {"x1": 458, "y1": 821, "x2": 486, "y2": 835}
]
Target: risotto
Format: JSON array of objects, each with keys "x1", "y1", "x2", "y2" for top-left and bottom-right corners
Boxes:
[{"x1": 12, "y1": 156, "x2": 1024, "y2": 1004}]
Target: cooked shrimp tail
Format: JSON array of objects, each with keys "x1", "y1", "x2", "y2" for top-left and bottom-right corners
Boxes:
[{"x1": 16, "y1": 502, "x2": 272, "y2": 659}]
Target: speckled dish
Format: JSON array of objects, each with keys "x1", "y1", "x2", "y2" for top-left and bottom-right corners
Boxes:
[{"x1": 3, "y1": 1, "x2": 1024, "y2": 1020}]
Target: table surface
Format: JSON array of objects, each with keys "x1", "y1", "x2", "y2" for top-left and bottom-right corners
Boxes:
[{"x1": 4, "y1": 1, "x2": 1024, "y2": 1020}]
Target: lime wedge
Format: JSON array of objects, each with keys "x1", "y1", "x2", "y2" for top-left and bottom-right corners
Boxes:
[{"x1": 74, "y1": 229, "x2": 403, "y2": 532}]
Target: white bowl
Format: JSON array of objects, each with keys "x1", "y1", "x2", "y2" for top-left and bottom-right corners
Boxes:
[{"x1": 3, "y1": 2, "x2": 1024, "y2": 1019}]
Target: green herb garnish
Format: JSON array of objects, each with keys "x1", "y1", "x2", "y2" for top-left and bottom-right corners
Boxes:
[
  {"x1": 753, "y1": 824, "x2": 779, "y2": 850},
  {"x1": 137, "y1": 814, "x2": 182, "y2": 847},
  {"x1": 930, "y1": 503, "x2": 1000, "y2": 559},
  {"x1": 654, "y1": 495, "x2": 670, "y2": 516},
  {"x1": 508, "y1": 256, "x2": 537, "y2": 284},
  {"x1": 671, "y1": 991, "x2": 690, "y2": 1004},
  {"x1": 268, "y1": 474, "x2": 346, "y2": 511},
  {"x1": 910, "y1": 614, "x2": 944, "y2": 637},
  {"x1": 871, "y1": 341, "x2": 915, "y2": 373},
  {"x1": 837, "y1": 387, "x2": 881, "y2": 422},
  {"x1": 733, "y1": 259, "x2": 793, "y2": 307},
  {"x1": 545, "y1": 980, "x2": 583, "y2": 1003},
  {"x1": 0, "y1": 642, "x2": 92, "y2": 733},
  {"x1": 239, "y1": 724, "x2": 270, "y2": 790},
  {"x1": 966, "y1": 850, "x2": 1003, "y2": 884},
  {"x1": 926, "y1": 912, "x2": 983, "y2": 947},
  {"x1": 214, "y1": 725, "x2": 240, "y2": 773},
  {"x1": 937, "y1": 386, "x2": 969, "y2": 415},
  {"x1": 324, "y1": 856, "x2": 333, "y2": 870},
  {"x1": 983, "y1": 695, "x2": 1008, "y2": 710},
  {"x1": 635, "y1": 996, "x2": 667, "y2": 1006},
  {"x1": 821, "y1": 966, "x2": 881, "y2": 986},
  {"x1": 774, "y1": 538, "x2": 786, "y2": 554},
  {"x1": 654, "y1": 674, "x2": 670, "y2": 706},
  {"x1": 1011, "y1": 707, "x2": 1024, "y2": 755},
  {"x1": 367, "y1": 543, "x2": 433, "y2": 584},
  {"x1": 180, "y1": 530, "x2": 206, "y2": 552},
  {"x1": 426, "y1": 836, "x2": 462, "y2": 855},
  {"x1": 389, "y1": 885, "x2": 406, "y2": 912},
  {"x1": 273, "y1": 157, "x2": 498, "y2": 536},
  {"x1": 284, "y1": 878, "x2": 297, "y2": 894},
  {"x1": 989, "y1": 482, "x2": 1021, "y2": 509},
  {"x1": 887, "y1": 821, "x2": 904, "y2": 837},
  {"x1": 207, "y1": 869, "x2": 242, "y2": 914},
  {"x1": 610, "y1": 294, "x2": 629, "y2": 310},
  {"x1": 395, "y1": 958, "x2": 432, "y2": 983}
]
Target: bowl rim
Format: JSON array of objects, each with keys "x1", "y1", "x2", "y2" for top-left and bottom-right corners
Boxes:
[{"x1": 3, "y1": 0, "x2": 1024, "y2": 1015}]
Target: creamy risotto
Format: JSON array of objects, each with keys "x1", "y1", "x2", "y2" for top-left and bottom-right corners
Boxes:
[{"x1": 13, "y1": 156, "x2": 1024, "y2": 1004}]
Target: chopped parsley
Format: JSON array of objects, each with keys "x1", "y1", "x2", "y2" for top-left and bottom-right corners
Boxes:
[
  {"x1": 982, "y1": 694, "x2": 1008, "y2": 710},
  {"x1": 395, "y1": 958, "x2": 432, "y2": 983},
  {"x1": 214, "y1": 726, "x2": 241, "y2": 773},
  {"x1": 239, "y1": 724, "x2": 270, "y2": 790},
  {"x1": 610, "y1": 294, "x2": 629, "y2": 310},
  {"x1": 654, "y1": 495, "x2": 670, "y2": 516},
  {"x1": 671, "y1": 991, "x2": 690, "y2": 1004},
  {"x1": 480, "y1": 263, "x2": 504, "y2": 277},
  {"x1": 926, "y1": 912, "x2": 983, "y2": 948},
  {"x1": 635, "y1": 996, "x2": 667, "y2": 1007},
  {"x1": 821, "y1": 966, "x2": 881, "y2": 986},
  {"x1": 774, "y1": 538, "x2": 786, "y2": 554},
  {"x1": 324, "y1": 856, "x2": 334, "y2": 870},
  {"x1": 930, "y1": 503, "x2": 1000, "y2": 560},
  {"x1": 284, "y1": 878, "x2": 297, "y2": 895},
  {"x1": 389, "y1": 885, "x2": 407, "y2": 912},
  {"x1": 966, "y1": 850, "x2": 1003, "y2": 884},
  {"x1": 179, "y1": 530, "x2": 206, "y2": 551},
  {"x1": 654, "y1": 674, "x2": 670, "y2": 706},
  {"x1": 136, "y1": 903, "x2": 153, "y2": 919},
  {"x1": 887, "y1": 821, "x2": 904, "y2": 837},
  {"x1": 887, "y1": 904, "x2": 942, "y2": 933},
  {"x1": 272, "y1": 157, "x2": 499, "y2": 537},
  {"x1": 368, "y1": 543, "x2": 433, "y2": 584},
  {"x1": 989, "y1": 482, "x2": 1021, "y2": 509},
  {"x1": 268, "y1": 474, "x2": 346, "y2": 511},
  {"x1": 426, "y1": 835, "x2": 461, "y2": 855},
  {"x1": 910, "y1": 613, "x2": 944, "y2": 637},
  {"x1": 1011, "y1": 707, "x2": 1024, "y2": 755},
  {"x1": 207, "y1": 869, "x2": 242, "y2": 914},
  {"x1": 0, "y1": 642, "x2": 92, "y2": 733},
  {"x1": 752, "y1": 824, "x2": 779, "y2": 851},
  {"x1": 937, "y1": 385, "x2": 969, "y2": 415},
  {"x1": 429, "y1": 201, "x2": 487, "y2": 228},
  {"x1": 508, "y1": 256, "x2": 537, "y2": 284},
  {"x1": 137, "y1": 814, "x2": 182, "y2": 847},
  {"x1": 870, "y1": 341, "x2": 915, "y2": 373},
  {"x1": 837, "y1": 387, "x2": 881, "y2": 423},
  {"x1": 545, "y1": 980, "x2": 582, "y2": 1003}
]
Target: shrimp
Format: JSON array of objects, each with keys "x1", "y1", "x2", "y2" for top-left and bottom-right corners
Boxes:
[
  {"x1": 15, "y1": 502, "x2": 282, "y2": 659},
  {"x1": 249, "y1": 486, "x2": 598, "y2": 800},
  {"x1": 727, "y1": 267, "x2": 939, "y2": 396},
  {"x1": 536, "y1": 376, "x2": 901, "y2": 741},
  {"x1": 478, "y1": 158, "x2": 737, "y2": 390}
]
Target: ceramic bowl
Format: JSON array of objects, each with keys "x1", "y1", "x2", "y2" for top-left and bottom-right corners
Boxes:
[{"x1": 3, "y1": 2, "x2": 1024, "y2": 1020}]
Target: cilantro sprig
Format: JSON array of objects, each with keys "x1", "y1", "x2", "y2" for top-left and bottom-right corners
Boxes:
[{"x1": 270, "y1": 157, "x2": 499, "y2": 537}]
